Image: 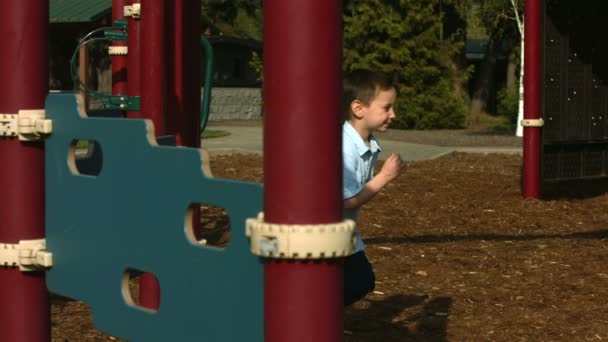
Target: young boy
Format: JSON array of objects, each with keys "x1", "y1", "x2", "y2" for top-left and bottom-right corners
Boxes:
[{"x1": 342, "y1": 69, "x2": 406, "y2": 306}]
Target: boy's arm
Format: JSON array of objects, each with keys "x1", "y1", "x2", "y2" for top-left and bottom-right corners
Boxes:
[
  {"x1": 344, "y1": 153, "x2": 406, "y2": 209},
  {"x1": 343, "y1": 173, "x2": 391, "y2": 209}
]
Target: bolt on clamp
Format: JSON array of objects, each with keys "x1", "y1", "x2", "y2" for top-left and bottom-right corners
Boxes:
[
  {"x1": 246, "y1": 212, "x2": 356, "y2": 259},
  {"x1": 0, "y1": 239, "x2": 53, "y2": 272}
]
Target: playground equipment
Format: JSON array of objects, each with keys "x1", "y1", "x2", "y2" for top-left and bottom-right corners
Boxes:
[
  {"x1": 6, "y1": 0, "x2": 599, "y2": 340},
  {"x1": 68, "y1": 19, "x2": 215, "y2": 131},
  {"x1": 1, "y1": 1, "x2": 350, "y2": 341},
  {"x1": 45, "y1": 93, "x2": 264, "y2": 340},
  {"x1": 537, "y1": 0, "x2": 608, "y2": 197}
]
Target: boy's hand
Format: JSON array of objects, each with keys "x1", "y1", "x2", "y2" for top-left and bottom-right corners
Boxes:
[
  {"x1": 379, "y1": 153, "x2": 406, "y2": 182},
  {"x1": 346, "y1": 153, "x2": 406, "y2": 209}
]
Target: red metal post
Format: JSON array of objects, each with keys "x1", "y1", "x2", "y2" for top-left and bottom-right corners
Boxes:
[
  {"x1": 111, "y1": 0, "x2": 129, "y2": 97},
  {"x1": 165, "y1": 0, "x2": 202, "y2": 245},
  {"x1": 167, "y1": 0, "x2": 202, "y2": 147},
  {"x1": 165, "y1": 0, "x2": 181, "y2": 143},
  {"x1": 126, "y1": 0, "x2": 142, "y2": 119},
  {"x1": 140, "y1": 0, "x2": 166, "y2": 135},
  {"x1": 0, "y1": 1, "x2": 50, "y2": 341},
  {"x1": 264, "y1": 1, "x2": 343, "y2": 341},
  {"x1": 523, "y1": 0, "x2": 542, "y2": 198},
  {"x1": 137, "y1": 0, "x2": 166, "y2": 310}
]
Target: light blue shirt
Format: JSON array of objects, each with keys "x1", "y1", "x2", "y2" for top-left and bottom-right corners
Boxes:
[{"x1": 343, "y1": 121, "x2": 381, "y2": 253}]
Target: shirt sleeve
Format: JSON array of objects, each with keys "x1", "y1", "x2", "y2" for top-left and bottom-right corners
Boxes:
[{"x1": 343, "y1": 149, "x2": 362, "y2": 199}]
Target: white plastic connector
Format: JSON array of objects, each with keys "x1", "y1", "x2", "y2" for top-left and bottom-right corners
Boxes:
[
  {"x1": 521, "y1": 118, "x2": 545, "y2": 127},
  {"x1": 0, "y1": 239, "x2": 53, "y2": 272},
  {"x1": 124, "y1": 3, "x2": 141, "y2": 18},
  {"x1": 0, "y1": 109, "x2": 52, "y2": 141},
  {"x1": 108, "y1": 46, "x2": 128, "y2": 56},
  {"x1": 246, "y1": 212, "x2": 356, "y2": 259}
]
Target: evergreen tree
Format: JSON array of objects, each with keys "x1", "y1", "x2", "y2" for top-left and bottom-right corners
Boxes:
[
  {"x1": 202, "y1": 0, "x2": 262, "y2": 39},
  {"x1": 343, "y1": 0, "x2": 468, "y2": 129}
]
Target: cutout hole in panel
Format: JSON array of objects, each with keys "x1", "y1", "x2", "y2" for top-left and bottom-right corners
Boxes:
[
  {"x1": 121, "y1": 268, "x2": 160, "y2": 312},
  {"x1": 68, "y1": 139, "x2": 103, "y2": 176},
  {"x1": 185, "y1": 204, "x2": 231, "y2": 248}
]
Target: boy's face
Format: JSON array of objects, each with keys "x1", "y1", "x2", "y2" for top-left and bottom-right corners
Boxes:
[{"x1": 357, "y1": 87, "x2": 397, "y2": 133}]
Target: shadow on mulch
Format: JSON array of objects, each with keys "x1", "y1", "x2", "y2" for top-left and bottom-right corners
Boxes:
[
  {"x1": 345, "y1": 294, "x2": 452, "y2": 341},
  {"x1": 365, "y1": 229, "x2": 608, "y2": 245}
]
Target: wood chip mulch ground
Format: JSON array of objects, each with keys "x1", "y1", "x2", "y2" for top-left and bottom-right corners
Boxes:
[{"x1": 51, "y1": 152, "x2": 608, "y2": 341}]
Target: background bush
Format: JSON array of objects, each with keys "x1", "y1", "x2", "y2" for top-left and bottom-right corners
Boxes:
[
  {"x1": 343, "y1": 0, "x2": 469, "y2": 129},
  {"x1": 495, "y1": 87, "x2": 519, "y2": 133}
]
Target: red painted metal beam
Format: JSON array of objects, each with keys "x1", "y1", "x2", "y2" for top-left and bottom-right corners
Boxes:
[
  {"x1": 126, "y1": 0, "x2": 142, "y2": 119},
  {"x1": 264, "y1": 1, "x2": 343, "y2": 341},
  {"x1": 138, "y1": 0, "x2": 166, "y2": 310},
  {"x1": 133, "y1": 0, "x2": 202, "y2": 309},
  {"x1": 112, "y1": 0, "x2": 129, "y2": 97},
  {"x1": 166, "y1": 0, "x2": 202, "y2": 147},
  {"x1": 140, "y1": 0, "x2": 166, "y2": 135},
  {"x1": 0, "y1": 1, "x2": 50, "y2": 341},
  {"x1": 165, "y1": 0, "x2": 202, "y2": 247},
  {"x1": 523, "y1": 0, "x2": 542, "y2": 198}
]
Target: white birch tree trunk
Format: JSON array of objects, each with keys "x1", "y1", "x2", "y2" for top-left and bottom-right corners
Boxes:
[
  {"x1": 516, "y1": 36, "x2": 524, "y2": 137},
  {"x1": 512, "y1": 0, "x2": 525, "y2": 137}
]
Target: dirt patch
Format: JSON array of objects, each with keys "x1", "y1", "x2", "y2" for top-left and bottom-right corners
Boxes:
[{"x1": 51, "y1": 153, "x2": 608, "y2": 341}]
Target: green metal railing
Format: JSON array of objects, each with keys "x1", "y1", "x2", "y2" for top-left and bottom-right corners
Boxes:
[
  {"x1": 200, "y1": 36, "x2": 214, "y2": 133},
  {"x1": 72, "y1": 21, "x2": 215, "y2": 133},
  {"x1": 70, "y1": 20, "x2": 140, "y2": 111}
]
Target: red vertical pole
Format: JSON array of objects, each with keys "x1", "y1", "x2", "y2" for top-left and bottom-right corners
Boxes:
[
  {"x1": 138, "y1": 0, "x2": 166, "y2": 310},
  {"x1": 112, "y1": 0, "x2": 129, "y2": 97},
  {"x1": 166, "y1": 0, "x2": 202, "y2": 243},
  {"x1": 264, "y1": 1, "x2": 343, "y2": 341},
  {"x1": 0, "y1": 1, "x2": 50, "y2": 341},
  {"x1": 167, "y1": 0, "x2": 201, "y2": 147},
  {"x1": 165, "y1": 0, "x2": 181, "y2": 143},
  {"x1": 126, "y1": 0, "x2": 142, "y2": 119},
  {"x1": 523, "y1": 0, "x2": 542, "y2": 198},
  {"x1": 140, "y1": 0, "x2": 165, "y2": 135}
]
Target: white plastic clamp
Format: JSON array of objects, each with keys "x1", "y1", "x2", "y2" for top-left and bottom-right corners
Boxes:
[
  {"x1": 0, "y1": 239, "x2": 53, "y2": 272},
  {"x1": 108, "y1": 46, "x2": 128, "y2": 56},
  {"x1": 245, "y1": 212, "x2": 356, "y2": 259},
  {"x1": 124, "y1": 3, "x2": 141, "y2": 18},
  {"x1": 520, "y1": 118, "x2": 545, "y2": 127},
  {"x1": 0, "y1": 109, "x2": 52, "y2": 141}
]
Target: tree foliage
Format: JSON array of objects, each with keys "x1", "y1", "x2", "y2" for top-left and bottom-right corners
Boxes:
[
  {"x1": 201, "y1": 0, "x2": 262, "y2": 39},
  {"x1": 209, "y1": 0, "x2": 473, "y2": 129},
  {"x1": 475, "y1": 0, "x2": 522, "y2": 39},
  {"x1": 467, "y1": 0, "x2": 522, "y2": 119},
  {"x1": 201, "y1": 0, "x2": 259, "y2": 26},
  {"x1": 343, "y1": 0, "x2": 469, "y2": 129}
]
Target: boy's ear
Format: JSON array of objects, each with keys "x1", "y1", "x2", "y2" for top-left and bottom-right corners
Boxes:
[{"x1": 350, "y1": 99, "x2": 365, "y2": 119}]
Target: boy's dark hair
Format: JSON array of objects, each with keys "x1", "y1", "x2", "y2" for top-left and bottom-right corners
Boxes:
[{"x1": 342, "y1": 69, "x2": 396, "y2": 120}]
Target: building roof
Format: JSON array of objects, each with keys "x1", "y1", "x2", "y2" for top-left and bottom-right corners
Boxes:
[{"x1": 50, "y1": 0, "x2": 112, "y2": 23}]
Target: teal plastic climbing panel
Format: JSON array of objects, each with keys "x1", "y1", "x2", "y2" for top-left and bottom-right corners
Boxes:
[{"x1": 45, "y1": 93, "x2": 264, "y2": 341}]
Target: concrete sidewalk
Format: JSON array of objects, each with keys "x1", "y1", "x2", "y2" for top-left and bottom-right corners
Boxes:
[{"x1": 202, "y1": 126, "x2": 521, "y2": 161}]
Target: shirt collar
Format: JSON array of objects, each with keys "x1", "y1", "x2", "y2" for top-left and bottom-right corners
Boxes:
[{"x1": 343, "y1": 121, "x2": 382, "y2": 156}]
